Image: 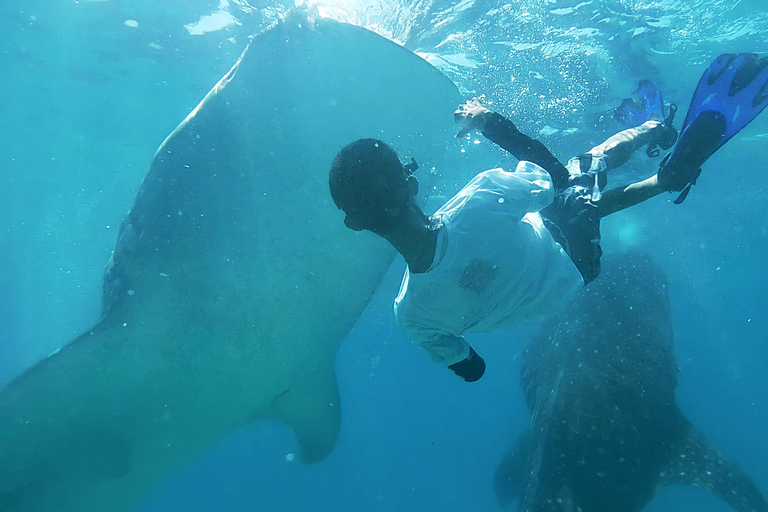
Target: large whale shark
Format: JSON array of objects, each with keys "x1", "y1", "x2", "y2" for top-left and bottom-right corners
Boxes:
[
  {"x1": 0, "y1": 10, "x2": 489, "y2": 511},
  {"x1": 495, "y1": 252, "x2": 768, "y2": 512}
]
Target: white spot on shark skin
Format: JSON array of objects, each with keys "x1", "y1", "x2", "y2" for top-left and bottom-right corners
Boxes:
[{"x1": 124, "y1": 20, "x2": 139, "y2": 28}]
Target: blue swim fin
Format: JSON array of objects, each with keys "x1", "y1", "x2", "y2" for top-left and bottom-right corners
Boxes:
[
  {"x1": 615, "y1": 79, "x2": 665, "y2": 128},
  {"x1": 659, "y1": 53, "x2": 768, "y2": 203},
  {"x1": 615, "y1": 80, "x2": 678, "y2": 157}
]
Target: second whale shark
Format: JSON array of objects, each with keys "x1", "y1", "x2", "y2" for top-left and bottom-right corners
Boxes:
[{"x1": 495, "y1": 252, "x2": 768, "y2": 512}]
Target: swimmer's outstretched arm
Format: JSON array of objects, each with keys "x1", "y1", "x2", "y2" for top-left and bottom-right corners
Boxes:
[
  {"x1": 587, "y1": 121, "x2": 670, "y2": 170},
  {"x1": 594, "y1": 122, "x2": 679, "y2": 217},
  {"x1": 598, "y1": 174, "x2": 662, "y2": 218},
  {"x1": 454, "y1": 98, "x2": 570, "y2": 190}
]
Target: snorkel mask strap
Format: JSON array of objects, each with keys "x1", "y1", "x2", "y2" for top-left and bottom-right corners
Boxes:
[{"x1": 404, "y1": 157, "x2": 419, "y2": 176}]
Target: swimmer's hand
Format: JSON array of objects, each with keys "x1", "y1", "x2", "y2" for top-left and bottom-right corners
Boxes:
[
  {"x1": 454, "y1": 97, "x2": 492, "y2": 138},
  {"x1": 448, "y1": 345, "x2": 486, "y2": 382}
]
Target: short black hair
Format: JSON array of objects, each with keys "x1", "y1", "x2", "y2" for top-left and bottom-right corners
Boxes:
[{"x1": 329, "y1": 139, "x2": 408, "y2": 231}]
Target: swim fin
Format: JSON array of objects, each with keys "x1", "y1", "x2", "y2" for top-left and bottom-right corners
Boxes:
[
  {"x1": 658, "y1": 53, "x2": 768, "y2": 203},
  {"x1": 615, "y1": 79, "x2": 665, "y2": 128},
  {"x1": 615, "y1": 80, "x2": 678, "y2": 157}
]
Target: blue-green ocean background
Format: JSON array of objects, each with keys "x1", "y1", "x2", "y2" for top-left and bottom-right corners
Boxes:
[{"x1": 2, "y1": 0, "x2": 767, "y2": 510}]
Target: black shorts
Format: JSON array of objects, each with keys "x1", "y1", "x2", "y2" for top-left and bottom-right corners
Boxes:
[{"x1": 540, "y1": 164, "x2": 604, "y2": 285}]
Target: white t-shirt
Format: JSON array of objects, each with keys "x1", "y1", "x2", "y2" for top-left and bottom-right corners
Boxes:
[{"x1": 393, "y1": 161, "x2": 584, "y2": 365}]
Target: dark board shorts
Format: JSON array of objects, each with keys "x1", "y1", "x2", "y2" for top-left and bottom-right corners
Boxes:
[{"x1": 540, "y1": 155, "x2": 606, "y2": 285}]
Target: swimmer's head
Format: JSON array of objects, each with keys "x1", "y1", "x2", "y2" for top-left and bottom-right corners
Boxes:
[{"x1": 329, "y1": 139, "x2": 418, "y2": 233}]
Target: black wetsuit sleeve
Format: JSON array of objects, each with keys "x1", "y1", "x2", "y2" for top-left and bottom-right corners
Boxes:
[{"x1": 481, "y1": 112, "x2": 570, "y2": 190}]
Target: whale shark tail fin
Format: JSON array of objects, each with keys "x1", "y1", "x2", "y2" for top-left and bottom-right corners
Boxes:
[
  {"x1": 661, "y1": 421, "x2": 768, "y2": 512},
  {"x1": 494, "y1": 430, "x2": 530, "y2": 508}
]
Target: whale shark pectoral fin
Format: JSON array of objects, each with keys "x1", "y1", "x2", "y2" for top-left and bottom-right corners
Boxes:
[
  {"x1": 494, "y1": 430, "x2": 531, "y2": 508},
  {"x1": 661, "y1": 423, "x2": 768, "y2": 512},
  {"x1": 272, "y1": 367, "x2": 341, "y2": 464}
]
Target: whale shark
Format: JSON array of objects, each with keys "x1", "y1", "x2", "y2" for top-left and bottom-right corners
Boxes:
[
  {"x1": 0, "y1": 10, "x2": 482, "y2": 511},
  {"x1": 495, "y1": 252, "x2": 768, "y2": 512}
]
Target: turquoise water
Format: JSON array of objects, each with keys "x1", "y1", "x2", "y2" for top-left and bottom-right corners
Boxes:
[{"x1": 2, "y1": 0, "x2": 767, "y2": 510}]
